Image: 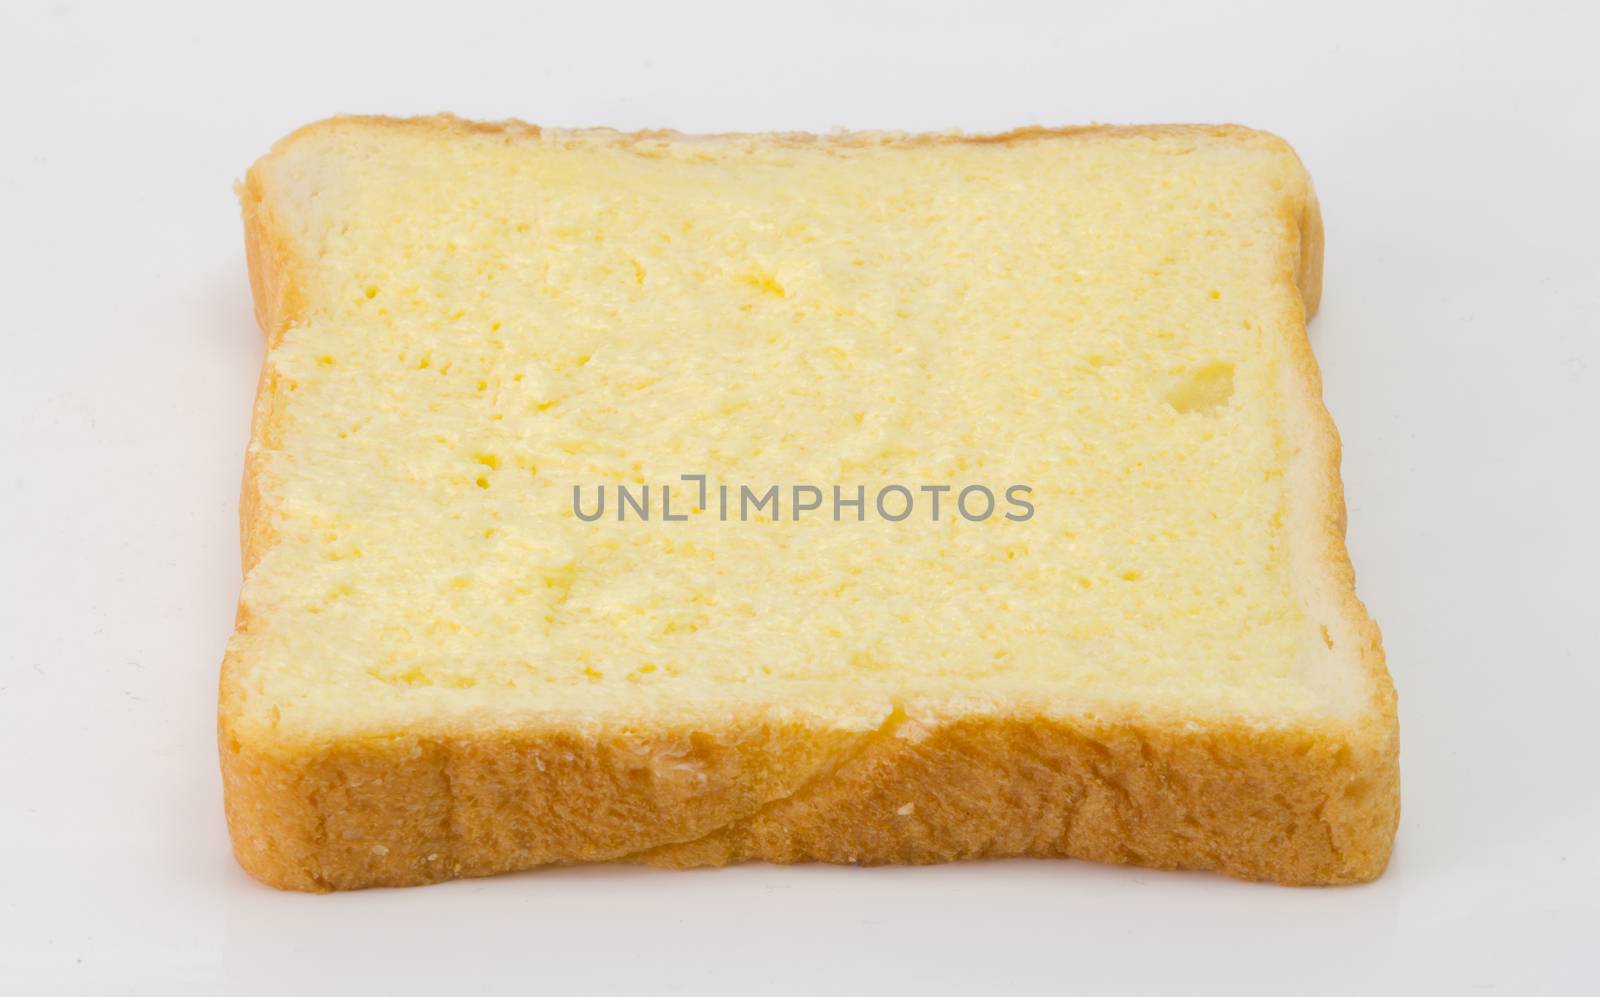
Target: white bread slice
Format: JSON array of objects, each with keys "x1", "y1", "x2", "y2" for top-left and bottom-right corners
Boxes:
[{"x1": 222, "y1": 115, "x2": 1398, "y2": 891}]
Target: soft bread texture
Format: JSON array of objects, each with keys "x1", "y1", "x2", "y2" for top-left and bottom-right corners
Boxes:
[{"x1": 222, "y1": 115, "x2": 1398, "y2": 890}]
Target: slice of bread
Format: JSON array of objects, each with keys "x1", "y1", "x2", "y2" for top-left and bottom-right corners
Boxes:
[{"x1": 222, "y1": 115, "x2": 1398, "y2": 891}]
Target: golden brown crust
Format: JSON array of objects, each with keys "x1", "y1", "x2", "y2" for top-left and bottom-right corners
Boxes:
[
  {"x1": 220, "y1": 706, "x2": 1395, "y2": 891},
  {"x1": 221, "y1": 116, "x2": 1398, "y2": 891}
]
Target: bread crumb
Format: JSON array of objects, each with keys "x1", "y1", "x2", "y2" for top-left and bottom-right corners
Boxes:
[
  {"x1": 895, "y1": 721, "x2": 932, "y2": 744},
  {"x1": 896, "y1": 802, "x2": 915, "y2": 816}
]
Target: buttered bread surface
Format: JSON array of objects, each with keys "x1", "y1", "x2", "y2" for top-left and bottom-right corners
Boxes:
[{"x1": 229, "y1": 124, "x2": 1361, "y2": 741}]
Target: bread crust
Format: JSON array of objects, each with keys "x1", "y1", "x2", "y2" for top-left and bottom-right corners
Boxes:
[{"x1": 221, "y1": 116, "x2": 1398, "y2": 891}]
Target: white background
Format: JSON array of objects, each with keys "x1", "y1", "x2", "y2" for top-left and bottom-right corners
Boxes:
[{"x1": 3, "y1": 0, "x2": 1597, "y2": 993}]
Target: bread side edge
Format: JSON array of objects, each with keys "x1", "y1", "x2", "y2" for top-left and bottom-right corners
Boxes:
[
  {"x1": 219, "y1": 151, "x2": 310, "y2": 885},
  {"x1": 221, "y1": 707, "x2": 1396, "y2": 890},
  {"x1": 1271, "y1": 146, "x2": 1400, "y2": 868}
]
